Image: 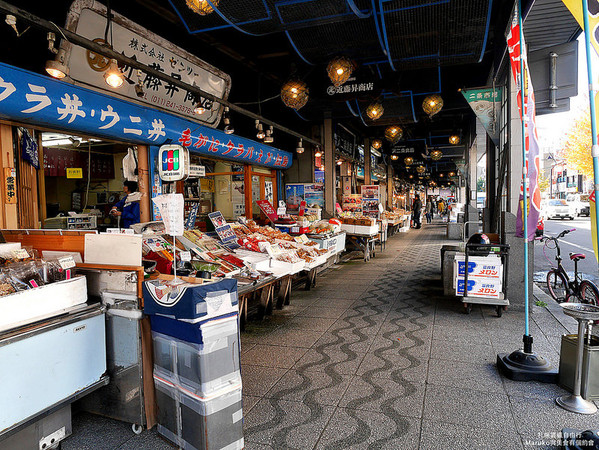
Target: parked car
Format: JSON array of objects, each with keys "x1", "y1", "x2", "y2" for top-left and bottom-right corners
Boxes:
[
  {"x1": 544, "y1": 199, "x2": 576, "y2": 220},
  {"x1": 566, "y1": 193, "x2": 590, "y2": 217}
]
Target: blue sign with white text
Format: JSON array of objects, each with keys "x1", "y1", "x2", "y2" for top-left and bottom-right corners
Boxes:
[{"x1": 0, "y1": 63, "x2": 292, "y2": 169}]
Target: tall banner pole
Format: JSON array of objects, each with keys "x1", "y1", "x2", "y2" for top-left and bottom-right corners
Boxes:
[
  {"x1": 581, "y1": 0, "x2": 599, "y2": 270},
  {"x1": 517, "y1": 0, "x2": 531, "y2": 349},
  {"x1": 497, "y1": 0, "x2": 557, "y2": 382}
]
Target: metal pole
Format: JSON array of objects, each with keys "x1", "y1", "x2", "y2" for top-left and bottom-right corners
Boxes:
[
  {"x1": 0, "y1": 1, "x2": 322, "y2": 147},
  {"x1": 517, "y1": 0, "x2": 531, "y2": 349},
  {"x1": 582, "y1": 0, "x2": 599, "y2": 272}
]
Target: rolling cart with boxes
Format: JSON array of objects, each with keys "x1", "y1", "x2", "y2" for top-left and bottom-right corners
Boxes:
[{"x1": 455, "y1": 242, "x2": 510, "y2": 317}]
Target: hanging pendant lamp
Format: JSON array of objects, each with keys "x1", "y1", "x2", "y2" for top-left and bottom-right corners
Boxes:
[
  {"x1": 281, "y1": 79, "x2": 309, "y2": 110},
  {"x1": 327, "y1": 56, "x2": 353, "y2": 87}
]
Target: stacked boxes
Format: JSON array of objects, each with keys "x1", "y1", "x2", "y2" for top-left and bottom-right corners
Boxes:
[
  {"x1": 453, "y1": 255, "x2": 503, "y2": 299},
  {"x1": 143, "y1": 278, "x2": 243, "y2": 450}
]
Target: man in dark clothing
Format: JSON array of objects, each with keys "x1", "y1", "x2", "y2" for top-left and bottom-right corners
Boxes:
[{"x1": 412, "y1": 194, "x2": 422, "y2": 229}]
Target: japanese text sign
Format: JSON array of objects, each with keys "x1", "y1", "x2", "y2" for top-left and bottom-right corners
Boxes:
[
  {"x1": 4, "y1": 168, "x2": 16, "y2": 204},
  {"x1": 152, "y1": 193, "x2": 184, "y2": 236},
  {"x1": 256, "y1": 200, "x2": 278, "y2": 223},
  {"x1": 0, "y1": 63, "x2": 292, "y2": 170},
  {"x1": 66, "y1": 168, "x2": 83, "y2": 179},
  {"x1": 66, "y1": 5, "x2": 230, "y2": 126}
]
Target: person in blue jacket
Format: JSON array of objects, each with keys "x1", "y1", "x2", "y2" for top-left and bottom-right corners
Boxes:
[{"x1": 110, "y1": 180, "x2": 141, "y2": 229}]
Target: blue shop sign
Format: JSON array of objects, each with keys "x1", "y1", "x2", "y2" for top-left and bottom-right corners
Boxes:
[{"x1": 0, "y1": 63, "x2": 292, "y2": 169}]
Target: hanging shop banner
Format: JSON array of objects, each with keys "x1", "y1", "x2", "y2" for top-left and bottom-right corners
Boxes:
[
  {"x1": 461, "y1": 87, "x2": 501, "y2": 146},
  {"x1": 64, "y1": 2, "x2": 231, "y2": 127},
  {"x1": 334, "y1": 124, "x2": 357, "y2": 159},
  {"x1": 0, "y1": 63, "x2": 292, "y2": 170},
  {"x1": 185, "y1": 202, "x2": 200, "y2": 230},
  {"x1": 20, "y1": 128, "x2": 39, "y2": 169},
  {"x1": 4, "y1": 168, "x2": 16, "y2": 204},
  {"x1": 561, "y1": 0, "x2": 599, "y2": 262},
  {"x1": 506, "y1": 4, "x2": 542, "y2": 241}
]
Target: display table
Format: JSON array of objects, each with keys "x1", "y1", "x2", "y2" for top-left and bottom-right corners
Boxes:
[{"x1": 344, "y1": 229, "x2": 379, "y2": 262}]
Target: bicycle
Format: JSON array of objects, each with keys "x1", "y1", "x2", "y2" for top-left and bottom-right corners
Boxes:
[{"x1": 539, "y1": 228, "x2": 599, "y2": 305}]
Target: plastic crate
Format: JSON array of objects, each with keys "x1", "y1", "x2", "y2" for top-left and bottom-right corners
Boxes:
[
  {"x1": 154, "y1": 376, "x2": 244, "y2": 450},
  {"x1": 151, "y1": 316, "x2": 241, "y2": 396}
]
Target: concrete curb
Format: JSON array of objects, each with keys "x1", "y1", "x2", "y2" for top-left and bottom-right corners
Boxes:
[{"x1": 532, "y1": 283, "x2": 577, "y2": 334}]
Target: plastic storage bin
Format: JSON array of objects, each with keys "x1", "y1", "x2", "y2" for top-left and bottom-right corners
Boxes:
[
  {"x1": 154, "y1": 376, "x2": 244, "y2": 450},
  {"x1": 143, "y1": 278, "x2": 238, "y2": 321},
  {"x1": 152, "y1": 315, "x2": 241, "y2": 396}
]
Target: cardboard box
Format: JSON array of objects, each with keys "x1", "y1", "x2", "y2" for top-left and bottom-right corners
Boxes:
[
  {"x1": 455, "y1": 277, "x2": 503, "y2": 298},
  {"x1": 454, "y1": 255, "x2": 502, "y2": 279}
]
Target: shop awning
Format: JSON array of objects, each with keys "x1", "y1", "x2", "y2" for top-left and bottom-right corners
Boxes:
[{"x1": 0, "y1": 63, "x2": 292, "y2": 170}]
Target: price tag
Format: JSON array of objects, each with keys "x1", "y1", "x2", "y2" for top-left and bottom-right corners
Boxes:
[
  {"x1": 58, "y1": 256, "x2": 76, "y2": 270},
  {"x1": 12, "y1": 249, "x2": 30, "y2": 259},
  {"x1": 294, "y1": 235, "x2": 310, "y2": 244},
  {"x1": 180, "y1": 251, "x2": 192, "y2": 262}
]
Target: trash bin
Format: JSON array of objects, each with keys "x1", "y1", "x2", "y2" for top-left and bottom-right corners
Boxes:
[{"x1": 559, "y1": 334, "x2": 599, "y2": 400}]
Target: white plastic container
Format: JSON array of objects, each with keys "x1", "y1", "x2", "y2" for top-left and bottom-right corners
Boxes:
[
  {"x1": 152, "y1": 316, "x2": 241, "y2": 396},
  {"x1": 154, "y1": 377, "x2": 244, "y2": 450},
  {"x1": 0, "y1": 276, "x2": 87, "y2": 332}
]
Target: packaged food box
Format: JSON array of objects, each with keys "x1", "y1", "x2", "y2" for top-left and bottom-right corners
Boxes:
[
  {"x1": 455, "y1": 278, "x2": 503, "y2": 298},
  {"x1": 453, "y1": 255, "x2": 502, "y2": 279},
  {"x1": 143, "y1": 278, "x2": 238, "y2": 321}
]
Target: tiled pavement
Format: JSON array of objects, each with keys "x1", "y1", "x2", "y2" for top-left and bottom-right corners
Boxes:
[{"x1": 63, "y1": 222, "x2": 599, "y2": 449}]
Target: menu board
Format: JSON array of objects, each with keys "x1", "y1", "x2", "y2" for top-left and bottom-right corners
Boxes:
[
  {"x1": 361, "y1": 185, "x2": 381, "y2": 219},
  {"x1": 152, "y1": 193, "x2": 184, "y2": 236}
]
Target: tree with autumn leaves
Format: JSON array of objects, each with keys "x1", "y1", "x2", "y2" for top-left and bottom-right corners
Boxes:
[{"x1": 559, "y1": 111, "x2": 595, "y2": 179}]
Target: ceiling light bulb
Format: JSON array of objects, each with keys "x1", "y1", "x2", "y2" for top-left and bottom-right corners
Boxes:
[
  {"x1": 337, "y1": 160, "x2": 343, "y2": 166},
  {"x1": 45, "y1": 49, "x2": 69, "y2": 79},
  {"x1": 336, "y1": 68, "x2": 344, "y2": 75},
  {"x1": 256, "y1": 123, "x2": 265, "y2": 140},
  {"x1": 296, "y1": 138, "x2": 304, "y2": 154},
  {"x1": 194, "y1": 103, "x2": 206, "y2": 114},
  {"x1": 449, "y1": 135, "x2": 460, "y2": 145},
  {"x1": 104, "y1": 59, "x2": 124, "y2": 88},
  {"x1": 320, "y1": 165, "x2": 325, "y2": 171},
  {"x1": 372, "y1": 139, "x2": 382, "y2": 150},
  {"x1": 223, "y1": 118, "x2": 234, "y2": 134},
  {"x1": 315, "y1": 147, "x2": 322, "y2": 158},
  {"x1": 440, "y1": 173, "x2": 444, "y2": 177},
  {"x1": 391, "y1": 154, "x2": 398, "y2": 160}
]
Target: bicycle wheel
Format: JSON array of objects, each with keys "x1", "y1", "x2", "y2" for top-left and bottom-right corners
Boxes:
[
  {"x1": 546, "y1": 269, "x2": 568, "y2": 302},
  {"x1": 580, "y1": 280, "x2": 599, "y2": 306}
]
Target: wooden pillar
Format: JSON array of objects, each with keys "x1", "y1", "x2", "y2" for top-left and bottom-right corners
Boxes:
[
  {"x1": 244, "y1": 164, "x2": 253, "y2": 219},
  {"x1": 271, "y1": 169, "x2": 278, "y2": 204},
  {"x1": 137, "y1": 145, "x2": 151, "y2": 223},
  {"x1": 323, "y1": 119, "x2": 335, "y2": 217},
  {"x1": 36, "y1": 133, "x2": 46, "y2": 225},
  {"x1": 364, "y1": 138, "x2": 371, "y2": 185},
  {"x1": 387, "y1": 164, "x2": 393, "y2": 210},
  {"x1": 0, "y1": 125, "x2": 17, "y2": 229}
]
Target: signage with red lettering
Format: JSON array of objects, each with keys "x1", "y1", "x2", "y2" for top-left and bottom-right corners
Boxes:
[{"x1": 256, "y1": 200, "x2": 278, "y2": 223}]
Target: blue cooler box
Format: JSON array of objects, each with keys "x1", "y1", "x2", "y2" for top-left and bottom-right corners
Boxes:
[
  {"x1": 143, "y1": 278, "x2": 238, "y2": 321},
  {"x1": 152, "y1": 315, "x2": 241, "y2": 396}
]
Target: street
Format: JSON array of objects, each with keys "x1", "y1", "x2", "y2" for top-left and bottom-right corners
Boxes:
[{"x1": 534, "y1": 216, "x2": 598, "y2": 282}]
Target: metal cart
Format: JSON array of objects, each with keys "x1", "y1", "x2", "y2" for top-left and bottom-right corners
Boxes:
[{"x1": 460, "y1": 243, "x2": 510, "y2": 317}]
